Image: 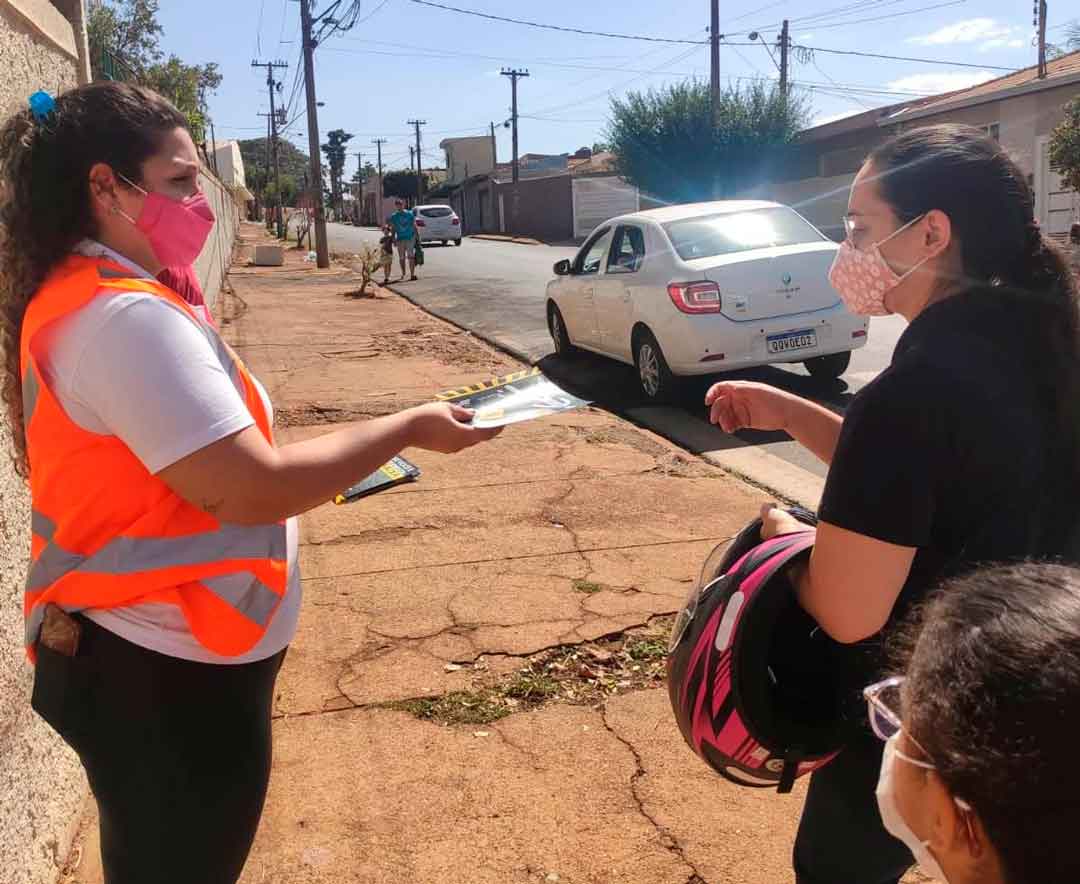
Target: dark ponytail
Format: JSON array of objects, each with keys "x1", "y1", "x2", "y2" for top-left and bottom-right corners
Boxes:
[{"x1": 870, "y1": 125, "x2": 1080, "y2": 552}]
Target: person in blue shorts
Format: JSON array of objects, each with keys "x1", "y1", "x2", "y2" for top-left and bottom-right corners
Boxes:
[{"x1": 388, "y1": 198, "x2": 417, "y2": 280}]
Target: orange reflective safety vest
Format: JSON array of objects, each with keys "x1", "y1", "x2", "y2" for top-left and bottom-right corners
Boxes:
[{"x1": 21, "y1": 255, "x2": 288, "y2": 660}]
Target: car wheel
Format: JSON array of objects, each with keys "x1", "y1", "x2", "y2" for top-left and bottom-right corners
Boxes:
[
  {"x1": 442, "y1": 239, "x2": 448, "y2": 245},
  {"x1": 804, "y1": 351, "x2": 851, "y2": 380},
  {"x1": 548, "y1": 303, "x2": 576, "y2": 358},
  {"x1": 454, "y1": 239, "x2": 462, "y2": 246},
  {"x1": 634, "y1": 329, "x2": 675, "y2": 401}
]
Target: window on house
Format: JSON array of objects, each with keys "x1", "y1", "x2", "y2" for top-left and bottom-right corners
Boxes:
[{"x1": 977, "y1": 123, "x2": 1001, "y2": 141}]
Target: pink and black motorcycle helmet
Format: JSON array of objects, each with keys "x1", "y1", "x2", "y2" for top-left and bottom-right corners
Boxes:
[{"x1": 667, "y1": 508, "x2": 847, "y2": 793}]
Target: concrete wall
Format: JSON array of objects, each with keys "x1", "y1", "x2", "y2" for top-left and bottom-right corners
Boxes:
[
  {"x1": 495, "y1": 174, "x2": 574, "y2": 242},
  {"x1": 0, "y1": 4, "x2": 89, "y2": 884},
  {"x1": 194, "y1": 167, "x2": 240, "y2": 313},
  {"x1": 0, "y1": 4, "x2": 237, "y2": 875}
]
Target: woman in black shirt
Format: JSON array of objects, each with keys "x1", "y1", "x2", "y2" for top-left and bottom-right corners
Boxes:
[{"x1": 705, "y1": 125, "x2": 1080, "y2": 884}]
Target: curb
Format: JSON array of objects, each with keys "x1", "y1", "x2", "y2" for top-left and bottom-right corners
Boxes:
[
  {"x1": 468, "y1": 234, "x2": 544, "y2": 246},
  {"x1": 385, "y1": 283, "x2": 538, "y2": 366}
]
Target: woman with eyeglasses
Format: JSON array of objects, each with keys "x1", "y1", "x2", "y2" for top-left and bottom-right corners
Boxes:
[
  {"x1": 705, "y1": 124, "x2": 1080, "y2": 883},
  {"x1": 864, "y1": 561, "x2": 1080, "y2": 884}
]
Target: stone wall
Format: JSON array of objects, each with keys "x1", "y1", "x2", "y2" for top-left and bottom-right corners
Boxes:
[{"x1": 1, "y1": 4, "x2": 88, "y2": 883}]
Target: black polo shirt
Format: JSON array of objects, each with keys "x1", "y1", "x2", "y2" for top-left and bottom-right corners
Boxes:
[{"x1": 819, "y1": 288, "x2": 1060, "y2": 623}]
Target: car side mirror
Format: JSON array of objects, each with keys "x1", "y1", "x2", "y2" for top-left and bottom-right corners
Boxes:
[{"x1": 554, "y1": 259, "x2": 572, "y2": 276}]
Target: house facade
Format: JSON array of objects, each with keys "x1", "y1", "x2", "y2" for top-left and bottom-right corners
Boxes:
[
  {"x1": 739, "y1": 51, "x2": 1080, "y2": 242},
  {"x1": 440, "y1": 134, "x2": 496, "y2": 185}
]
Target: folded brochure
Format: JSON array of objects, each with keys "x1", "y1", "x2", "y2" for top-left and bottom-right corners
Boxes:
[
  {"x1": 334, "y1": 455, "x2": 420, "y2": 504},
  {"x1": 437, "y1": 367, "x2": 590, "y2": 429}
]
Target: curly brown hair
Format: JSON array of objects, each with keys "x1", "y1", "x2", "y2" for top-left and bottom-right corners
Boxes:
[{"x1": 0, "y1": 81, "x2": 187, "y2": 477}]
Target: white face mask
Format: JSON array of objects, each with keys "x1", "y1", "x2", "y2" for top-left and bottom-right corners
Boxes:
[{"x1": 876, "y1": 733, "x2": 950, "y2": 882}]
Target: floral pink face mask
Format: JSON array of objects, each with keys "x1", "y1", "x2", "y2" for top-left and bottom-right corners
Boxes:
[{"x1": 828, "y1": 214, "x2": 929, "y2": 316}]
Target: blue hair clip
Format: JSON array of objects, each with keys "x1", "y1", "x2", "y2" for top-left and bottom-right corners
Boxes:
[{"x1": 29, "y1": 91, "x2": 55, "y2": 122}]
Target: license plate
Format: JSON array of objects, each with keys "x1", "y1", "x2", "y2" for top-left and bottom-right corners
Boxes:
[{"x1": 767, "y1": 329, "x2": 817, "y2": 355}]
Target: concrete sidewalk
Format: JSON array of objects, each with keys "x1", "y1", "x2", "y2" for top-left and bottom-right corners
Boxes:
[{"x1": 63, "y1": 226, "x2": 916, "y2": 884}]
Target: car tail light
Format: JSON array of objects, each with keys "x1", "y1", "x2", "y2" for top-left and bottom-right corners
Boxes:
[
  {"x1": 416, "y1": 219, "x2": 426, "y2": 227},
  {"x1": 667, "y1": 281, "x2": 721, "y2": 314},
  {"x1": 451, "y1": 218, "x2": 460, "y2": 225}
]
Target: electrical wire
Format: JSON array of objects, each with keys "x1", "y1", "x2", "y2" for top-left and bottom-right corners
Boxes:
[
  {"x1": 405, "y1": 0, "x2": 707, "y2": 44},
  {"x1": 255, "y1": 0, "x2": 267, "y2": 56}
]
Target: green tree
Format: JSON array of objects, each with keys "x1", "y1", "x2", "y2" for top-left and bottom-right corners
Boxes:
[
  {"x1": 1049, "y1": 96, "x2": 1080, "y2": 195},
  {"x1": 88, "y1": 1, "x2": 223, "y2": 145},
  {"x1": 87, "y1": 0, "x2": 162, "y2": 77},
  {"x1": 321, "y1": 129, "x2": 354, "y2": 214},
  {"x1": 606, "y1": 79, "x2": 810, "y2": 202},
  {"x1": 382, "y1": 170, "x2": 428, "y2": 200},
  {"x1": 143, "y1": 57, "x2": 222, "y2": 143}
]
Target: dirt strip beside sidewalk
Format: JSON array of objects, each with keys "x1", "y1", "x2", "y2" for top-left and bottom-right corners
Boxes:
[{"x1": 65, "y1": 228, "x2": 920, "y2": 884}]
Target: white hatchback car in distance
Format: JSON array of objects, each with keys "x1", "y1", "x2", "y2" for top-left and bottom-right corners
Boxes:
[
  {"x1": 414, "y1": 204, "x2": 462, "y2": 246},
  {"x1": 545, "y1": 200, "x2": 869, "y2": 400}
]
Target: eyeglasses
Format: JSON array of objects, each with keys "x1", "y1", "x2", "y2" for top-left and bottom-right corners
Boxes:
[
  {"x1": 864, "y1": 677, "x2": 975, "y2": 814},
  {"x1": 863, "y1": 676, "x2": 936, "y2": 769}
]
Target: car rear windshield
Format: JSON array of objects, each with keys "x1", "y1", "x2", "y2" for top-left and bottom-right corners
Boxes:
[
  {"x1": 662, "y1": 207, "x2": 826, "y2": 261},
  {"x1": 418, "y1": 206, "x2": 453, "y2": 218}
]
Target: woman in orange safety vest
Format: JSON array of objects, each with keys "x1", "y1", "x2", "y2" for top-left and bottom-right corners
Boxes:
[{"x1": 0, "y1": 82, "x2": 498, "y2": 884}]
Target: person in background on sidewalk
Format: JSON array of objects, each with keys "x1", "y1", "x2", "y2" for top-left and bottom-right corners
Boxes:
[
  {"x1": 379, "y1": 223, "x2": 395, "y2": 285},
  {"x1": 388, "y1": 197, "x2": 417, "y2": 280},
  {"x1": 0, "y1": 81, "x2": 499, "y2": 884},
  {"x1": 865, "y1": 562, "x2": 1080, "y2": 884},
  {"x1": 157, "y1": 263, "x2": 213, "y2": 324},
  {"x1": 705, "y1": 124, "x2": 1080, "y2": 884}
]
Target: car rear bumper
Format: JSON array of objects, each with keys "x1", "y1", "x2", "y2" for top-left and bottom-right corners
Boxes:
[
  {"x1": 418, "y1": 227, "x2": 459, "y2": 240},
  {"x1": 662, "y1": 305, "x2": 869, "y2": 376}
]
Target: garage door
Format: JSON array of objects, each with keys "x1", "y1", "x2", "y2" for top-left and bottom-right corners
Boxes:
[
  {"x1": 1038, "y1": 137, "x2": 1079, "y2": 237},
  {"x1": 572, "y1": 177, "x2": 640, "y2": 238}
]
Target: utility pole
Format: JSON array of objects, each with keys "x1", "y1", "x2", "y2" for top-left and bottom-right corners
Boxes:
[
  {"x1": 710, "y1": 0, "x2": 720, "y2": 124},
  {"x1": 407, "y1": 119, "x2": 426, "y2": 205},
  {"x1": 351, "y1": 151, "x2": 363, "y2": 223},
  {"x1": 299, "y1": 0, "x2": 329, "y2": 268},
  {"x1": 1035, "y1": 0, "x2": 1048, "y2": 79},
  {"x1": 372, "y1": 137, "x2": 387, "y2": 224},
  {"x1": 252, "y1": 59, "x2": 288, "y2": 239},
  {"x1": 490, "y1": 121, "x2": 497, "y2": 171},
  {"x1": 259, "y1": 111, "x2": 272, "y2": 230},
  {"x1": 500, "y1": 68, "x2": 529, "y2": 183},
  {"x1": 779, "y1": 19, "x2": 790, "y2": 97}
]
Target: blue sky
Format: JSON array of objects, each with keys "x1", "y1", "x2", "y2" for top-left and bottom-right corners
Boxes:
[{"x1": 156, "y1": 0, "x2": 1078, "y2": 174}]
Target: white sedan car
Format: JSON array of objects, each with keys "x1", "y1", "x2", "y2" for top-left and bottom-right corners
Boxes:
[
  {"x1": 414, "y1": 204, "x2": 462, "y2": 246},
  {"x1": 545, "y1": 200, "x2": 869, "y2": 400}
]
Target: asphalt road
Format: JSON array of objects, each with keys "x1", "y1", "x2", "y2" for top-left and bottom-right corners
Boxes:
[{"x1": 317, "y1": 222, "x2": 906, "y2": 480}]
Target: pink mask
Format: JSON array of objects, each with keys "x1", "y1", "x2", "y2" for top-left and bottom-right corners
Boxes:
[
  {"x1": 828, "y1": 214, "x2": 929, "y2": 316},
  {"x1": 117, "y1": 174, "x2": 215, "y2": 267}
]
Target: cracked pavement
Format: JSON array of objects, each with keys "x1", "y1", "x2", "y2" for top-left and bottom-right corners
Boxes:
[
  {"x1": 68, "y1": 227, "x2": 872, "y2": 883},
  {"x1": 226, "y1": 231, "x2": 810, "y2": 884}
]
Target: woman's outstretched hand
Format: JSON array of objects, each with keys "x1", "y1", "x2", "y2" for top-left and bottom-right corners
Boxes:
[
  {"x1": 705, "y1": 381, "x2": 793, "y2": 434},
  {"x1": 406, "y1": 403, "x2": 502, "y2": 453}
]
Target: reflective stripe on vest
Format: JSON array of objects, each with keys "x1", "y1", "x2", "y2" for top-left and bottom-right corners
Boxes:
[{"x1": 21, "y1": 256, "x2": 286, "y2": 658}]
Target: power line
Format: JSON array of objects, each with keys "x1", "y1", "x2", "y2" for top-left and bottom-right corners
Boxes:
[
  {"x1": 794, "y1": 44, "x2": 1012, "y2": 71},
  {"x1": 804, "y1": 0, "x2": 969, "y2": 30},
  {"x1": 406, "y1": 0, "x2": 707, "y2": 44},
  {"x1": 255, "y1": 0, "x2": 268, "y2": 56},
  {"x1": 397, "y1": 0, "x2": 1013, "y2": 73}
]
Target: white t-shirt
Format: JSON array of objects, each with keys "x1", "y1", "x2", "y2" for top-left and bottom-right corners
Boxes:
[{"x1": 34, "y1": 241, "x2": 301, "y2": 664}]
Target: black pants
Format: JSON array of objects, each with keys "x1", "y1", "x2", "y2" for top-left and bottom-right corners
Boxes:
[
  {"x1": 31, "y1": 615, "x2": 285, "y2": 884},
  {"x1": 793, "y1": 733, "x2": 914, "y2": 884}
]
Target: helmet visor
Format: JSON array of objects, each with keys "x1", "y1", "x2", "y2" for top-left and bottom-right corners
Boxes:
[{"x1": 668, "y1": 540, "x2": 735, "y2": 652}]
